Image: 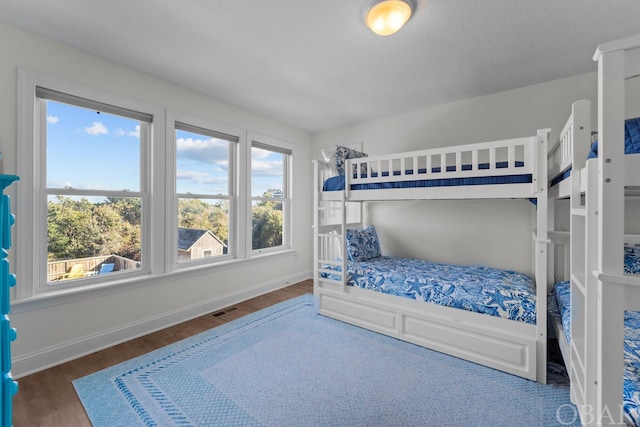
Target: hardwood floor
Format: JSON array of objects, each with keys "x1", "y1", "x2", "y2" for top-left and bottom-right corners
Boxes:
[{"x1": 12, "y1": 279, "x2": 313, "y2": 427}]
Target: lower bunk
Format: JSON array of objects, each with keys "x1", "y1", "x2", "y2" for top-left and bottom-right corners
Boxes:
[
  {"x1": 316, "y1": 230, "x2": 545, "y2": 382},
  {"x1": 548, "y1": 246, "x2": 640, "y2": 426}
]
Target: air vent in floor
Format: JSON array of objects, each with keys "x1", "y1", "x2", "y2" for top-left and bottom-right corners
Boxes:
[{"x1": 211, "y1": 306, "x2": 238, "y2": 317}]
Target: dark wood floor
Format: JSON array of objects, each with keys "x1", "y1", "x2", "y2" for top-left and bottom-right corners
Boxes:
[{"x1": 12, "y1": 279, "x2": 313, "y2": 427}]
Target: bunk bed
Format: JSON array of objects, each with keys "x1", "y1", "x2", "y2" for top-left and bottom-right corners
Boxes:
[
  {"x1": 313, "y1": 129, "x2": 550, "y2": 383},
  {"x1": 591, "y1": 34, "x2": 640, "y2": 426},
  {"x1": 546, "y1": 98, "x2": 589, "y2": 376},
  {"x1": 548, "y1": 89, "x2": 640, "y2": 424},
  {"x1": 545, "y1": 99, "x2": 598, "y2": 414}
]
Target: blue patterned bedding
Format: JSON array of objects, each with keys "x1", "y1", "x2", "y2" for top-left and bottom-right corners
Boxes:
[
  {"x1": 323, "y1": 256, "x2": 537, "y2": 324},
  {"x1": 550, "y1": 246, "x2": 640, "y2": 344},
  {"x1": 324, "y1": 161, "x2": 531, "y2": 192},
  {"x1": 549, "y1": 246, "x2": 640, "y2": 425},
  {"x1": 548, "y1": 280, "x2": 571, "y2": 344},
  {"x1": 550, "y1": 116, "x2": 640, "y2": 188}
]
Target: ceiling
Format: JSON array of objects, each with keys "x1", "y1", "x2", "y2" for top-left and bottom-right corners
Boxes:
[{"x1": 1, "y1": 0, "x2": 640, "y2": 133}]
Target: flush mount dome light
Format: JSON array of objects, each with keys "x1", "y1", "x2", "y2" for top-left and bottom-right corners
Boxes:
[{"x1": 364, "y1": 0, "x2": 417, "y2": 36}]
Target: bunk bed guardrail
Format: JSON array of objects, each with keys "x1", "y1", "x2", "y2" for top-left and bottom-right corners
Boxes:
[{"x1": 314, "y1": 129, "x2": 550, "y2": 384}]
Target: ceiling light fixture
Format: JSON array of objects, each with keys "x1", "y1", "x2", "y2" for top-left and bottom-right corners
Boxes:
[{"x1": 364, "y1": 0, "x2": 417, "y2": 36}]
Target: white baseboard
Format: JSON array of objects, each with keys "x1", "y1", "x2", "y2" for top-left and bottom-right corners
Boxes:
[{"x1": 12, "y1": 272, "x2": 311, "y2": 378}]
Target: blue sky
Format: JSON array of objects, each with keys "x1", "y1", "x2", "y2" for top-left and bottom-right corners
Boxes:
[{"x1": 46, "y1": 100, "x2": 283, "y2": 198}]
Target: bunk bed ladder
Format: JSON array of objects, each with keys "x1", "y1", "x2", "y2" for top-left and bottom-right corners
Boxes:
[
  {"x1": 593, "y1": 36, "x2": 640, "y2": 426},
  {"x1": 314, "y1": 161, "x2": 347, "y2": 290},
  {"x1": 570, "y1": 158, "x2": 598, "y2": 419}
]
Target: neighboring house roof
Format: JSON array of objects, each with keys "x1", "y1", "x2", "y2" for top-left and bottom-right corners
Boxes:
[{"x1": 177, "y1": 228, "x2": 227, "y2": 251}]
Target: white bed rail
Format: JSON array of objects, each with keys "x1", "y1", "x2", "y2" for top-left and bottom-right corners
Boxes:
[
  {"x1": 316, "y1": 231, "x2": 345, "y2": 286},
  {"x1": 346, "y1": 136, "x2": 536, "y2": 195},
  {"x1": 548, "y1": 100, "x2": 591, "y2": 199}
]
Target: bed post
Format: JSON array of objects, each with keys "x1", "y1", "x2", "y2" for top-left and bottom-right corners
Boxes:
[
  {"x1": 594, "y1": 40, "x2": 627, "y2": 427},
  {"x1": 340, "y1": 191, "x2": 348, "y2": 290},
  {"x1": 313, "y1": 160, "x2": 320, "y2": 295},
  {"x1": 536, "y1": 128, "x2": 550, "y2": 384}
]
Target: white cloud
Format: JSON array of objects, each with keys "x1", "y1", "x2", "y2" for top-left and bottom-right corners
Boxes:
[
  {"x1": 176, "y1": 170, "x2": 228, "y2": 194},
  {"x1": 47, "y1": 115, "x2": 59, "y2": 124},
  {"x1": 251, "y1": 147, "x2": 283, "y2": 177},
  {"x1": 116, "y1": 124, "x2": 140, "y2": 138},
  {"x1": 84, "y1": 122, "x2": 108, "y2": 136},
  {"x1": 251, "y1": 159, "x2": 282, "y2": 177},
  {"x1": 176, "y1": 170, "x2": 227, "y2": 184},
  {"x1": 176, "y1": 137, "x2": 229, "y2": 166},
  {"x1": 251, "y1": 147, "x2": 271, "y2": 159},
  {"x1": 129, "y1": 125, "x2": 140, "y2": 137}
]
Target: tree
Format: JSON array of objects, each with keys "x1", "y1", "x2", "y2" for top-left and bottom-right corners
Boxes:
[
  {"x1": 47, "y1": 196, "x2": 142, "y2": 261},
  {"x1": 48, "y1": 196, "x2": 101, "y2": 259},
  {"x1": 177, "y1": 198, "x2": 229, "y2": 244},
  {"x1": 252, "y1": 201, "x2": 283, "y2": 249}
]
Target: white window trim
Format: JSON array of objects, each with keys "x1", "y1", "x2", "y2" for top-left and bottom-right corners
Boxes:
[
  {"x1": 15, "y1": 69, "x2": 297, "y2": 305},
  {"x1": 247, "y1": 132, "x2": 294, "y2": 256},
  {"x1": 165, "y1": 109, "x2": 246, "y2": 271},
  {"x1": 16, "y1": 68, "x2": 165, "y2": 300}
]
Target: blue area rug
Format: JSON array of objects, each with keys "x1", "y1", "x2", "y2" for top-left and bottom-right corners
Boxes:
[{"x1": 74, "y1": 295, "x2": 580, "y2": 426}]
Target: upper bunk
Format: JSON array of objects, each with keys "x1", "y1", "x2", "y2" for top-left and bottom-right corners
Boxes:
[
  {"x1": 548, "y1": 111, "x2": 640, "y2": 199},
  {"x1": 547, "y1": 99, "x2": 591, "y2": 199},
  {"x1": 595, "y1": 35, "x2": 640, "y2": 199},
  {"x1": 547, "y1": 57, "x2": 640, "y2": 200},
  {"x1": 316, "y1": 129, "x2": 550, "y2": 202}
]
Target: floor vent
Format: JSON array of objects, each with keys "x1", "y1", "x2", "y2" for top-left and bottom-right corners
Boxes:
[{"x1": 211, "y1": 306, "x2": 238, "y2": 317}]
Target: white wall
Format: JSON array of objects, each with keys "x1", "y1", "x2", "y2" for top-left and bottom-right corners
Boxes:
[
  {"x1": 0, "y1": 22, "x2": 312, "y2": 377},
  {"x1": 312, "y1": 72, "x2": 605, "y2": 277}
]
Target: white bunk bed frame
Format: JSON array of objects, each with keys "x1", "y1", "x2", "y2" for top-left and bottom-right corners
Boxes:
[
  {"x1": 546, "y1": 99, "x2": 598, "y2": 413},
  {"x1": 313, "y1": 130, "x2": 551, "y2": 383},
  {"x1": 546, "y1": 98, "x2": 588, "y2": 389},
  {"x1": 589, "y1": 34, "x2": 640, "y2": 426},
  {"x1": 548, "y1": 99, "x2": 592, "y2": 200}
]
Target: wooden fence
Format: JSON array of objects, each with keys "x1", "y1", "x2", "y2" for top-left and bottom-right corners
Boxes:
[{"x1": 47, "y1": 255, "x2": 139, "y2": 282}]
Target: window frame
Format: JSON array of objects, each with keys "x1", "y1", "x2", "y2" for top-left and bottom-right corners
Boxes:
[
  {"x1": 15, "y1": 70, "x2": 296, "y2": 304},
  {"x1": 165, "y1": 110, "x2": 246, "y2": 270},
  {"x1": 17, "y1": 69, "x2": 165, "y2": 298},
  {"x1": 247, "y1": 133, "x2": 293, "y2": 255}
]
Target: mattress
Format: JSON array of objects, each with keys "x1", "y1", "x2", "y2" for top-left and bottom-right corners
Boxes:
[
  {"x1": 549, "y1": 246, "x2": 640, "y2": 425},
  {"x1": 550, "y1": 246, "x2": 640, "y2": 343},
  {"x1": 550, "y1": 116, "x2": 640, "y2": 188},
  {"x1": 323, "y1": 161, "x2": 531, "y2": 192},
  {"x1": 322, "y1": 256, "x2": 537, "y2": 324},
  {"x1": 548, "y1": 280, "x2": 571, "y2": 344}
]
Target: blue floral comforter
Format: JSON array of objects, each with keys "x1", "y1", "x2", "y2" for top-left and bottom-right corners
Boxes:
[
  {"x1": 549, "y1": 246, "x2": 640, "y2": 425},
  {"x1": 325, "y1": 256, "x2": 537, "y2": 324},
  {"x1": 548, "y1": 281, "x2": 571, "y2": 344}
]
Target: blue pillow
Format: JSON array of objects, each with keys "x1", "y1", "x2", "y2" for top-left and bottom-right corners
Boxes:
[
  {"x1": 335, "y1": 146, "x2": 368, "y2": 177},
  {"x1": 625, "y1": 246, "x2": 640, "y2": 274},
  {"x1": 346, "y1": 225, "x2": 381, "y2": 262},
  {"x1": 587, "y1": 117, "x2": 640, "y2": 159}
]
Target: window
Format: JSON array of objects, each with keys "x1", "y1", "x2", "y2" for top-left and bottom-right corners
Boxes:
[
  {"x1": 17, "y1": 70, "x2": 295, "y2": 300},
  {"x1": 174, "y1": 121, "x2": 238, "y2": 264},
  {"x1": 17, "y1": 70, "x2": 162, "y2": 297},
  {"x1": 250, "y1": 136, "x2": 292, "y2": 253},
  {"x1": 39, "y1": 89, "x2": 150, "y2": 285}
]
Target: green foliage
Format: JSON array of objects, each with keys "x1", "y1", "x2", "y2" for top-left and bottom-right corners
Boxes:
[
  {"x1": 48, "y1": 192, "x2": 282, "y2": 261},
  {"x1": 48, "y1": 196, "x2": 101, "y2": 259},
  {"x1": 252, "y1": 197, "x2": 283, "y2": 250},
  {"x1": 177, "y1": 199, "x2": 229, "y2": 244},
  {"x1": 48, "y1": 196, "x2": 141, "y2": 261}
]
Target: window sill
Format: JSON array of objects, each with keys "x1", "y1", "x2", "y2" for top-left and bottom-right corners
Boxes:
[{"x1": 11, "y1": 248, "x2": 299, "y2": 314}]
